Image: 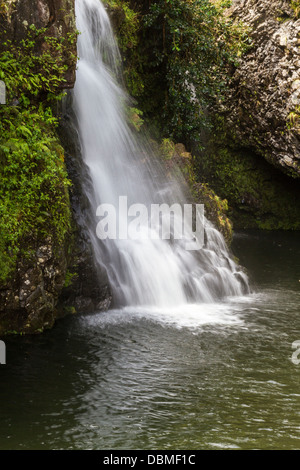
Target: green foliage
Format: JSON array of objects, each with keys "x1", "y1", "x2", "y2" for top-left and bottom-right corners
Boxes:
[
  {"x1": 0, "y1": 26, "x2": 74, "y2": 284},
  {"x1": 160, "y1": 138, "x2": 176, "y2": 160},
  {"x1": 64, "y1": 270, "x2": 78, "y2": 288},
  {"x1": 116, "y1": 2, "x2": 140, "y2": 52},
  {"x1": 104, "y1": 0, "x2": 140, "y2": 50},
  {"x1": 157, "y1": 137, "x2": 233, "y2": 242},
  {"x1": 127, "y1": 106, "x2": 144, "y2": 131},
  {"x1": 134, "y1": 0, "x2": 250, "y2": 144},
  {"x1": 104, "y1": 1, "x2": 250, "y2": 144},
  {"x1": 196, "y1": 142, "x2": 300, "y2": 230},
  {"x1": 103, "y1": 0, "x2": 144, "y2": 96},
  {"x1": 0, "y1": 25, "x2": 77, "y2": 105},
  {"x1": 118, "y1": 2, "x2": 144, "y2": 96},
  {"x1": 0, "y1": 0, "x2": 16, "y2": 17},
  {"x1": 0, "y1": 106, "x2": 72, "y2": 283},
  {"x1": 291, "y1": 0, "x2": 300, "y2": 18}
]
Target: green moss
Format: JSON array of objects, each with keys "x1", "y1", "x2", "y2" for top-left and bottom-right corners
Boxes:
[
  {"x1": 64, "y1": 270, "x2": 78, "y2": 288},
  {"x1": 291, "y1": 0, "x2": 300, "y2": 18},
  {"x1": 104, "y1": 0, "x2": 144, "y2": 97},
  {"x1": 160, "y1": 138, "x2": 176, "y2": 160},
  {"x1": 157, "y1": 138, "x2": 233, "y2": 243},
  {"x1": 0, "y1": 106, "x2": 72, "y2": 284},
  {"x1": 287, "y1": 105, "x2": 300, "y2": 129},
  {"x1": 0, "y1": 26, "x2": 75, "y2": 285},
  {"x1": 197, "y1": 144, "x2": 300, "y2": 230},
  {"x1": 127, "y1": 106, "x2": 144, "y2": 131},
  {"x1": 63, "y1": 306, "x2": 76, "y2": 315}
]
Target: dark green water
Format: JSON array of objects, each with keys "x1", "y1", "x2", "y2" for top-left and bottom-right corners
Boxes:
[{"x1": 1, "y1": 230, "x2": 300, "y2": 450}]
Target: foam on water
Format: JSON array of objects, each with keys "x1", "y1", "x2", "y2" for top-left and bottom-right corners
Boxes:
[{"x1": 79, "y1": 302, "x2": 248, "y2": 331}]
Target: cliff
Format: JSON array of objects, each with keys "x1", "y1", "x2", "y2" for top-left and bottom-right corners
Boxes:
[
  {"x1": 194, "y1": 0, "x2": 300, "y2": 230},
  {"x1": 0, "y1": 0, "x2": 111, "y2": 335},
  {"x1": 225, "y1": 0, "x2": 300, "y2": 178},
  {"x1": 0, "y1": 0, "x2": 77, "y2": 88},
  {"x1": 108, "y1": 0, "x2": 300, "y2": 230}
]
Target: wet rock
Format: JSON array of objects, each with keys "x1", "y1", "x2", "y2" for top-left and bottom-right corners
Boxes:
[
  {"x1": 55, "y1": 237, "x2": 112, "y2": 318},
  {"x1": 0, "y1": 1, "x2": 112, "y2": 335},
  {"x1": 0, "y1": 242, "x2": 68, "y2": 334},
  {"x1": 55, "y1": 93, "x2": 113, "y2": 320}
]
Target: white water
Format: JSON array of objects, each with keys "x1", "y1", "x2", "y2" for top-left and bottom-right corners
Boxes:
[{"x1": 73, "y1": 0, "x2": 249, "y2": 308}]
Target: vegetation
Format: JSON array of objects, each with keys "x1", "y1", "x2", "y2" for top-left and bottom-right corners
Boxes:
[
  {"x1": 103, "y1": 0, "x2": 144, "y2": 97},
  {"x1": 195, "y1": 141, "x2": 300, "y2": 230},
  {"x1": 135, "y1": 0, "x2": 248, "y2": 144},
  {"x1": 158, "y1": 138, "x2": 233, "y2": 242},
  {"x1": 1, "y1": 0, "x2": 296, "y2": 292},
  {"x1": 103, "y1": 0, "x2": 259, "y2": 233},
  {"x1": 291, "y1": 0, "x2": 300, "y2": 18},
  {"x1": 105, "y1": 0, "x2": 249, "y2": 144},
  {"x1": 99, "y1": 1, "x2": 300, "y2": 231},
  {"x1": 0, "y1": 26, "x2": 77, "y2": 283}
]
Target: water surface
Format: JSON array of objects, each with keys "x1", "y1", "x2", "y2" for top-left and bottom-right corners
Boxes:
[{"x1": 1, "y1": 230, "x2": 300, "y2": 450}]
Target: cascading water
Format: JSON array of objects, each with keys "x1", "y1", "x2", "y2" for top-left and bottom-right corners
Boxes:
[{"x1": 72, "y1": 0, "x2": 249, "y2": 309}]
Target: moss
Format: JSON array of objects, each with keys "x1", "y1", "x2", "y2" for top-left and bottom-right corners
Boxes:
[
  {"x1": 160, "y1": 138, "x2": 176, "y2": 160},
  {"x1": 127, "y1": 106, "x2": 144, "y2": 131},
  {"x1": 196, "y1": 143, "x2": 300, "y2": 230},
  {"x1": 61, "y1": 305, "x2": 76, "y2": 315},
  {"x1": 291, "y1": 0, "x2": 300, "y2": 18},
  {"x1": 0, "y1": 26, "x2": 74, "y2": 285},
  {"x1": 104, "y1": 0, "x2": 144, "y2": 97},
  {"x1": 0, "y1": 107, "x2": 72, "y2": 285},
  {"x1": 287, "y1": 105, "x2": 300, "y2": 130},
  {"x1": 157, "y1": 138, "x2": 233, "y2": 244},
  {"x1": 64, "y1": 269, "x2": 78, "y2": 288}
]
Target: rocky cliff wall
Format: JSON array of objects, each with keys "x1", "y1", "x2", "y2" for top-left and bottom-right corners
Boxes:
[
  {"x1": 0, "y1": 0, "x2": 112, "y2": 335},
  {"x1": 225, "y1": 0, "x2": 300, "y2": 178},
  {"x1": 0, "y1": 0, "x2": 77, "y2": 87}
]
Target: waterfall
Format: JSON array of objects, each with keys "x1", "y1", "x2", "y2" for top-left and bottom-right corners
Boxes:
[{"x1": 72, "y1": 0, "x2": 249, "y2": 308}]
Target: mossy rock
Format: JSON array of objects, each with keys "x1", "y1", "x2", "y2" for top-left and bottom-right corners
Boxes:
[
  {"x1": 196, "y1": 143, "x2": 300, "y2": 231},
  {"x1": 158, "y1": 139, "x2": 233, "y2": 244}
]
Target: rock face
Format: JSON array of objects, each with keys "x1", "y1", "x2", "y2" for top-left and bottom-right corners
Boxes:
[
  {"x1": 0, "y1": 241, "x2": 68, "y2": 335},
  {"x1": 56, "y1": 101, "x2": 113, "y2": 322},
  {"x1": 225, "y1": 0, "x2": 300, "y2": 178},
  {"x1": 0, "y1": 227, "x2": 111, "y2": 335},
  {"x1": 0, "y1": 0, "x2": 112, "y2": 335},
  {"x1": 0, "y1": 0, "x2": 77, "y2": 87}
]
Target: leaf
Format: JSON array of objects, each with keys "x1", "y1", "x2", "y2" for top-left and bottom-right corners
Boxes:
[{"x1": 17, "y1": 125, "x2": 32, "y2": 139}]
